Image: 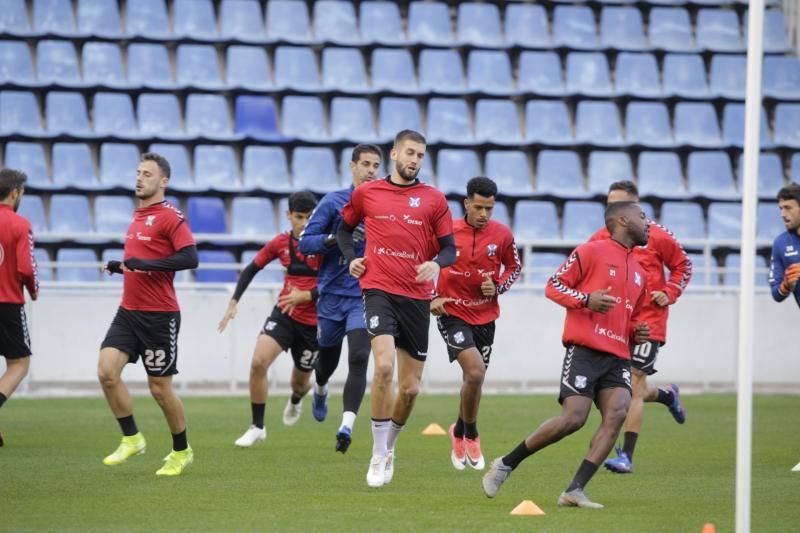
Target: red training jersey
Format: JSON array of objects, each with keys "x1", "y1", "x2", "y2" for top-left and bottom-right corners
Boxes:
[
  {"x1": 122, "y1": 201, "x2": 195, "y2": 312},
  {"x1": 589, "y1": 223, "x2": 692, "y2": 342},
  {"x1": 546, "y1": 239, "x2": 648, "y2": 359},
  {"x1": 341, "y1": 177, "x2": 453, "y2": 300},
  {"x1": 0, "y1": 204, "x2": 38, "y2": 304},
  {"x1": 254, "y1": 231, "x2": 321, "y2": 326},
  {"x1": 435, "y1": 218, "x2": 521, "y2": 325}
]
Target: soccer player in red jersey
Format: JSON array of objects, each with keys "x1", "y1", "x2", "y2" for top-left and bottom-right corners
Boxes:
[
  {"x1": 218, "y1": 191, "x2": 321, "y2": 447},
  {"x1": 337, "y1": 130, "x2": 456, "y2": 488},
  {"x1": 591, "y1": 181, "x2": 691, "y2": 474},
  {"x1": 98, "y1": 153, "x2": 198, "y2": 476},
  {"x1": 483, "y1": 201, "x2": 651, "y2": 508},
  {"x1": 0, "y1": 169, "x2": 38, "y2": 447},
  {"x1": 430, "y1": 177, "x2": 521, "y2": 471}
]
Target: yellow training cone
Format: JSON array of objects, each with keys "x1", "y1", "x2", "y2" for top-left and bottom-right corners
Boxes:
[
  {"x1": 510, "y1": 500, "x2": 546, "y2": 516},
  {"x1": 421, "y1": 423, "x2": 447, "y2": 435},
  {"x1": 792, "y1": 462, "x2": 800, "y2": 472}
]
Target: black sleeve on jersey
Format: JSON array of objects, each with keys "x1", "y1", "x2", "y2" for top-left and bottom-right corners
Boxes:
[
  {"x1": 336, "y1": 221, "x2": 357, "y2": 264},
  {"x1": 310, "y1": 287, "x2": 319, "y2": 303},
  {"x1": 124, "y1": 245, "x2": 199, "y2": 272},
  {"x1": 105, "y1": 261, "x2": 123, "y2": 275},
  {"x1": 434, "y1": 234, "x2": 456, "y2": 268},
  {"x1": 232, "y1": 261, "x2": 260, "y2": 302}
]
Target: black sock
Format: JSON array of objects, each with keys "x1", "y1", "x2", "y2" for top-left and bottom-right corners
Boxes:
[
  {"x1": 502, "y1": 440, "x2": 533, "y2": 470},
  {"x1": 172, "y1": 430, "x2": 188, "y2": 452},
  {"x1": 251, "y1": 403, "x2": 265, "y2": 429},
  {"x1": 290, "y1": 392, "x2": 302, "y2": 405},
  {"x1": 656, "y1": 388, "x2": 674, "y2": 406},
  {"x1": 622, "y1": 431, "x2": 638, "y2": 461},
  {"x1": 464, "y1": 421, "x2": 479, "y2": 440},
  {"x1": 0, "y1": 392, "x2": 7, "y2": 408},
  {"x1": 117, "y1": 415, "x2": 138, "y2": 437},
  {"x1": 566, "y1": 459, "x2": 599, "y2": 492},
  {"x1": 453, "y1": 417, "x2": 465, "y2": 438}
]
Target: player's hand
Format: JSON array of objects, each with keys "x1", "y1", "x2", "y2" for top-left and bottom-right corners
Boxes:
[
  {"x1": 785, "y1": 264, "x2": 800, "y2": 287},
  {"x1": 632, "y1": 323, "x2": 650, "y2": 345},
  {"x1": 101, "y1": 260, "x2": 123, "y2": 276},
  {"x1": 587, "y1": 287, "x2": 616, "y2": 314},
  {"x1": 218, "y1": 300, "x2": 238, "y2": 333},
  {"x1": 651, "y1": 290, "x2": 669, "y2": 308},
  {"x1": 430, "y1": 296, "x2": 456, "y2": 316},
  {"x1": 415, "y1": 261, "x2": 440, "y2": 283},
  {"x1": 349, "y1": 257, "x2": 366, "y2": 278},
  {"x1": 353, "y1": 225, "x2": 366, "y2": 243},
  {"x1": 30, "y1": 291, "x2": 38, "y2": 301},
  {"x1": 480, "y1": 274, "x2": 497, "y2": 296},
  {"x1": 278, "y1": 285, "x2": 311, "y2": 315}
]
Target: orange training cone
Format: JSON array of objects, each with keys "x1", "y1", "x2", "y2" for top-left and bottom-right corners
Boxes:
[
  {"x1": 701, "y1": 523, "x2": 716, "y2": 533},
  {"x1": 510, "y1": 500, "x2": 546, "y2": 516},
  {"x1": 421, "y1": 423, "x2": 447, "y2": 436}
]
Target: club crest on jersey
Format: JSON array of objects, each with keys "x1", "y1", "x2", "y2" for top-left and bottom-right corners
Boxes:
[
  {"x1": 574, "y1": 375, "x2": 587, "y2": 389},
  {"x1": 265, "y1": 321, "x2": 277, "y2": 331},
  {"x1": 453, "y1": 331, "x2": 465, "y2": 344},
  {"x1": 634, "y1": 272, "x2": 642, "y2": 286},
  {"x1": 369, "y1": 315, "x2": 380, "y2": 329},
  {"x1": 609, "y1": 268, "x2": 616, "y2": 277},
  {"x1": 145, "y1": 215, "x2": 156, "y2": 227},
  {"x1": 409, "y1": 197, "x2": 421, "y2": 208},
  {"x1": 487, "y1": 244, "x2": 497, "y2": 257}
]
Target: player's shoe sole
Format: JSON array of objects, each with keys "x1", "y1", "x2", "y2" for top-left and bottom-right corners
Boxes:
[
  {"x1": 482, "y1": 458, "x2": 512, "y2": 498},
  {"x1": 156, "y1": 446, "x2": 194, "y2": 476},
  {"x1": 558, "y1": 488, "x2": 604, "y2": 509},
  {"x1": 449, "y1": 423, "x2": 466, "y2": 471},
  {"x1": 103, "y1": 433, "x2": 146, "y2": 466},
  {"x1": 234, "y1": 425, "x2": 266, "y2": 448},
  {"x1": 335, "y1": 427, "x2": 352, "y2": 454}
]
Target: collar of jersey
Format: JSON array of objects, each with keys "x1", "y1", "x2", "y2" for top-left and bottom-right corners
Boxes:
[{"x1": 384, "y1": 175, "x2": 419, "y2": 188}]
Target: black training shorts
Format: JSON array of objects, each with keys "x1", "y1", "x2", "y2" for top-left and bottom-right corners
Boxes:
[
  {"x1": 558, "y1": 345, "x2": 632, "y2": 406},
  {"x1": 436, "y1": 314, "x2": 495, "y2": 367},
  {"x1": 101, "y1": 307, "x2": 180, "y2": 376},
  {"x1": 630, "y1": 340, "x2": 662, "y2": 375},
  {"x1": 363, "y1": 289, "x2": 430, "y2": 361},
  {"x1": 0, "y1": 303, "x2": 31, "y2": 359},
  {"x1": 261, "y1": 306, "x2": 319, "y2": 371}
]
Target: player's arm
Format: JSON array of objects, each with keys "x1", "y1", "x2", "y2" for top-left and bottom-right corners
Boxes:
[
  {"x1": 416, "y1": 234, "x2": 456, "y2": 283},
  {"x1": 278, "y1": 285, "x2": 320, "y2": 315},
  {"x1": 15, "y1": 223, "x2": 39, "y2": 300},
  {"x1": 298, "y1": 196, "x2": 338, "y2": 255},
  {"x1": 545, "y1": 248, "x2": 616, "y2": 312},
  {"x1": 337, "y1": 190, "x2": 366, "y2": 276},
  {"x1": 124, "y1": 245, "x2": 199, "y2": 272},
  {"x1": 219, "y1": 239, "x2": 278, "y2": 332},
  {"x1": 768, "y1": 240, "x2": 800, "y2": 302},
  {"x1": 494, "y1": 236, "x2": 522, "y2": 295},
  {"x1": 655, "y1": 227, "x2": 693, "y2": 306}
]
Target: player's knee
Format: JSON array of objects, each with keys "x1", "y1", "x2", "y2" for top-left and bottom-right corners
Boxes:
[
  {"x1": 148, "y1": 381, "x2": 170, "y2": 404},
  {"x1": 97, "y1": 364, "x2": 118, "y2": 388},
  {"x1": 464, "y1": 365, "x2": 486, "y2": 386},
  {"x1": 399, "y1": 381, "x2": 420, "y2": 399},
  {"x1": 250, "y1": 356, "x2": 269, "y2": 375},
  {"x1": 606, "y1": 405, "x2": 629, "y2": 427},
  {"x1": 373, "y1": 361, "x2": 393, "y2": 382},
  {"x1": 562, "y1": 412, "x2": 588, "y2": 434}
]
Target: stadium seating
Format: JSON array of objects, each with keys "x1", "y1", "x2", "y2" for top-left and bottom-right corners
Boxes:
[
  {"x1": 661, "y1": 202, "x2": 706, "y2": 241},
  {"x1": 505, "y1": 4, "x2": 550, "y2": 47},
  {"x1": 587, "y1": 152, "x2": 633, "y2": 194},
  {"x1": 514, "y1": 201, "x2": 559, "y2": 240},
  {"x1": 323, "y1": 48, "x2": 368, "y2": 91},
  {"x1": 291, "y1": 147, "x2": 339, "y2": 192},
  {"x1": 708, "y1": 202, "x2": 743, "y2": 240},
  {"x1": 562, "y1": 202, "x2": 605, "y2": 241},
  {"x1": 518, "y1": 52, "x2": 564, "y2": 95},
  {"x1": 0, "y1": 41, "x2": 34, "y2": 83},
  {"x1": 95, "y1": 196, "x2": 134, "y2": 235},
  {"x1": 649, "y1": 8, "x2": 695, "y2": 52},
  {"x1": 485, "y1": 151, "x2": 533, "y2": 195},
  {"x1": 475, "y1": 100, "x2": 521, "y2": 144},
  {"x1": 220, "y1": 0, "x2": 264, "y2": 41},
  {"x1": 267, "y1": 0, "x2": 312, "y2": 42},
  {"x1": 100, "y1": 143, "x2": 139, "y2": 188},
  {"x1": 196, "y1": 251, "x2": 237, "y2": 283},
  {"x1": 242, "y1": 146, "x2": 292, "y2": 192},
  {"x1": 360, "y1": 1, "x2": 403, "y2": 45},
  {"x1": 126, "y1": 0, "x2": 171, "y2": 39},
  {"x1": 56, "y1": 248, "x2": 100, "y2": 282},
  {"x1": 525, "y1": 100, "x2": 572, "y2": 145},
  {"x1": 34, "y1": 0, "x2": 75, "y2": 35},
  {"x1": 372, "y1": 49, "x2": 417, "y2": 92},
  {"x1": 723, "y1": 254, "x2": 769, "y2": 286},
  {"x1": 194, "y1": 145, "x2": 240, "y2": 190},
  {"x1": 427, "y1": 99, "x2": 472, "y2": 144},
  {"x1": 616, "y1": 54, "x2": 661, "y2": 98},
  {"x1": 626, "y1": 102, "x2": 673, "y2": 147},
  {"x1": 51, "y1": 143, "x2": 100, "y2": 189},
  {"x1": 408, "y1": 2, "x2": 452, "y2": 45},
  {"x1": 638, "y1": 152, "x2": 687, "y2": 197},
  {"x1": 1, "y1": 92, "x2": 43, "y2": 135},
  {"x1": 537, "y1": 151, "x2": 584, "y2": 195},
  {"x1": 232, "y1": 198, "x2": 277, "y2": 236},
  {"x1": 468, "y1": 51, "x2": 514, "y2": 95},
  {"x1": 437, "y1": 150, "x2": 480, "y2": 195},
  {"x1": 379, "y1": 98, "x2": 422, "y2": 140},
  {"x1": 687, "y1": 152, "x2": 738, "y2": 199},
  {"x1": 128, "y1": 43, "x2": 173, "y2": 88},
  {"x1": 18, "y1": 195, "x2": 47, "y2": 234},
  {"x1": 529, "y1": 252, "x2": 567, "y2": 285},
  {"x1": 315, "y1": 1, "x2": 359, "y2": 44},
  {"x1": 94, "y1": 93, "x2": 137, "y2": 137},
  {"x1": 82, "y1": 42, "x2": 125, "y2": 87}
]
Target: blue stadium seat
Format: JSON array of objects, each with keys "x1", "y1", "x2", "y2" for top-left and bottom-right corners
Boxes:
[
  {"x1": 4, "y1": 142, "x2": 49, "y2": 186},
  {"x1": 234, "y1": 95, "x2": 279, "y2": 139},
  {"x1": 241, "y1": 249, "x2": 284, "y2": 283},
  {"x1": 744, "y1": 9, "x2": 790, "y2": 53},
  {"x1": 757, "y1": 202, "x2": 783, "y2": 240},
  {"x1": 360, "y1": 1, "x2": 404, "y2": 44},
  {"x1": 322, "y1": 48, "x2": 368, "y2": 91},
  {"x1": 94, "y1": 92, "x2": 138, "y2": 137},
  {"x1": 774, "y1": 103, "x2": 800, "y2": 148},
  {"x1": 475, "y1": 100, "x2": 521, "y2": 144},
  {"x1": 576, "y1": 101, "x2": 623, "y2": 146},
  {"x1": 436, "y1": 149, "x2": 479, "y2": 195},
  {"x1": 174, "y1": 0, "x2": 217, "y2": 39},
  {"x1": 626, "y1": 102, "x2": 673, "y2": 147},
  {"x1": 648, "y1": 8, "x2": 695, "y2": 52},
  {"x1": 220, "y1": 0, "x2": 265, "y2": 41},
  {"x1": 138, "y1": 93, "x2": 183, "y2": 139},
  {"x1": 126, "y1": 0, "x2": 170, "y2": 39},
  {"x1": 282, "y1": 95, "x2": 327, "y2": 141},
  {"x1": 601, "y1": 7, "x2": 646, "y2": 49},
  {"x1": 177, "y1": 45, "x2": 223, "y2": 88},
  {"x1": 242, "y1": 146, "x2": 291, "y2": 192},
  {"x1": 427, "y1": 98, "x2": 472, "y2": 143},
  {"x1": 505, "y1": 4, "x2": 550, "y2": 47},
  {"x1": 563, "y1": 202, "x2": 604, "y2": 241},
  {"x1": 663, "y1": 54, "x2": 709, "y2": 97},
  {"x1": 697, "y1": 9, "x2": 743, "y2": 51},
  {"x1": 491, "y1": 202, "x2": 510, "y2": 228},
  {"x1": 485, "y1": 151, "x2": 533, "y2": 195},
  {"x1": 419, "y1": 49, "x2": 465, "y2": 93},
  {"x1": 232, "y1": 197, "x2": 277, "y2": 236},
  {"x1": 763, "y1": 56, "x2": 800, "y2": 99},
  {"x1": 468, "y1": 51, "x2": 513, "y2": 95},
  {"x1": 525, "y1": 100, "x2": 572, "y2": 145},
  {"x1": 710, "y1": 54, "x2": 746, "y2": 99},
  {"x1": 686, "y1": 253, "x2": 719, "y2": 287},
  {"x1": 46, "y1": 91, "x2": 91, "y2": 135},
  {"x1": 687, "y1": 151, "x2": 737, "y2": 198},
  {"x1": 0, "y1": 91, "x2": 42, "y2": 134},
  {"x1": 458, "y1": 3, "x2": 502, "y2": 46},
  {"x1": 227, "y1": 46, "x2": 271, "y2": 89},
  {"x1": 708, "y1": 202, "x2": 742, "y2": 239},
  {"x1": 537, "y1": 151, "x2": 584, "y2": 195},
  {"x1": 331, "y1": 97, "x2": 376, "y2": 142},
  {"x1": 56, "y1": 249, "x2": 100, "y2": 282},
  {"x1": 314, "y1": 1, "x2": 359, "y2": 44},
  {"x1": 518, "y1": 52, "x2": 564, "y2": 95},
  {"x1": 660, "y1": 202, "x2": 706, "y2": 240},
  {"x1": 50, "y1": 195, "x2": 92, "y2": 233},
  {"x1": 194, "y1": 145, "x2": 240, "y2": 190},
  {"x1": 186, "y1": 94, "x2": 234, "y2": 141},
  {"x1": 267, "y1": 0, "x2": 312, "y2": 42},
  {"x1": 34, "y1": 0, "x2": 75, "y2": 35},
  {"x1": 187, "y1": 197, "x2": 227, "y2": 234},
  {"x1": 723, "y1": 254, "x2": 768, "y2": 286},
  {"x1": 722, "y1": 103, "x2": 771, "y2": 148},
  {"x1": 52, "y1": 143, "x2": 99, "y2": 189},
  {"x1": 35, "y1": 249, "x2": 53, "y2": 281},
  {"x1": 514, "y1": 201, "x2": 558, "y2": 240},
  {"x1": 379, "y1": 97, "x2": 422, "y2": 140},
  {"x1": 82, "y1": 42, "x2": 125, "y2": 86},
  {"x1": 372, "y1": 49, "x2": 416, "y2": 92},
  {"x1": 0, "y1": 0, "x2": 29, "y2": 35},
  {"x1": 554, "y1": 6, "x2": 598, "y2": 48},
  {"x1": 127, "y1": 44, "x2": 173, "y2": 88},
  {"x1": 291, "y1": 147, "x2": 339, "y2": 192},
  {"x1": 274, "y1": 46, "x2": 319, "y2": 89},
  {"x1": 674, "y1": 102, "x2": 722, "y2": 147},
  {"x1": 616, "y1": 53, "x2": 661, "y2": 97},
  {"x1": 637, "y1": 152, "x2": 686, "y2": 197},
  {"x1": 78, "y1": 0, "x2": 122, "y2": 37},
  {"x1": 448, "y1": 200, "x2": 463, "y2": 218},
  {"x1": 0, "y1": 41, "x2": 34, "y2": 83},
  {"x1": 37, "y1": 40, "x2": 80, "y2": 85},
  {"x1": 18, "y1": 195, "x2": 47, "y2": 234},
  {"x1": 566, "y1": 53, "x2": 612, "y2": 96},
  {"x1": 408, "y1": 1, "x2": 452, "y2": 45},
  {"x1": 738, "y1": 153, "x2": 785, "y2": 199},
  {"x1": 793, "y1": 154, "x2": 800, "y2": 182},
  {"x1": 100, "y1": 143, "x2": 139, "y2": 188},
  {"x1": 278, "y1": 197, "x2": 291, "y2": 232},
  {"x1": 149, "y1": 143, "x2": 194, "y2": 190},
  {"x1": 95, "y1": 196, "x2": 134, "y2": 235},
  {"x1": 588, "y1": 152, "x2": 633, "y2": 194},
  {"x1": 529, "y1": 252, "x2": 568, "y2": 285},
  {"x1": 197, "y1": 251, "x2": 238, "y2": 283}
]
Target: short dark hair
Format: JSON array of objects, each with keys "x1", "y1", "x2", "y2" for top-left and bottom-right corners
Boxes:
[
  {"x1": 466, "y1": 176, "x2": 498, "y2": 198},
  {"x1": 604, "y1": 201, "x2": 638, "y2": 231},
  {"x1": 608, "y1": 180, "x2": 639, "y2": 198},
  {"x1": 777, "y1": 183, "x2": 800, "y2": 204},
  {"x1": 394, "y1": 129, "x2": 426, "y2": 146},
  {"x1": 0, "y1": 168, "x2": 27, "y2": 200},
  {"x1": 351, "y1": 144, "x2": 382, "y2": 163},
  {"x1": 288, "y1": 190, "x2": 318, "y2": 213},
  {"x1": 141, "y1": 152, "x2": 171, "y2": 179}
]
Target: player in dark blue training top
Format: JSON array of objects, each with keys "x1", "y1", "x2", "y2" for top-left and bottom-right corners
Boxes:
[{"x1": 769, "y1": 183, "x2": 800, "y2": 306}]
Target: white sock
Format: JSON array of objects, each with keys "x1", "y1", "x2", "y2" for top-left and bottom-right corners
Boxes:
[
  {"x1": 386, "y1": 419, "x2": 405, "y2": 451},
  {"x1": 315, "y1": 383, "x2": 328, "y2": 396},
  {"x1": 371, "y1": 419, "x2": 390, "y2": 457},
  {"x1": 341, "y1": 411, "x2": 356, "y2": 431}
]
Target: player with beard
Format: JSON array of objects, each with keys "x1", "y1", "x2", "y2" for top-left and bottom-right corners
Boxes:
[{"x1": 769, "y1": 183, "x2": 800, "y2": 308}]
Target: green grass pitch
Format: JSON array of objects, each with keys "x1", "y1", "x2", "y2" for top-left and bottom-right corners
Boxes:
[{"x1": 1, "y1": 394, "x2": 798, "y2": 532}]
